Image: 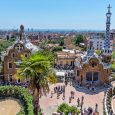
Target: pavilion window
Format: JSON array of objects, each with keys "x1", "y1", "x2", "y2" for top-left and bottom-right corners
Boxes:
[
  {"x1": 18, "y1": 79, "x2": 20, "y2": 83},
  {"x1": 92, "y1": 64, "x2": 94, "y2": 67},
  {"x1": 77, "y1": 70, "x2": 79, "y2": 76},
  {"x1": 15, "y1": 44, "x2": 23, "y2": 52},
  {"x1": 12, "y1": 53, "x2": 15, "y2": 58},
  {"x1": 25, "y1": 54, "x2": 28, "y2": 58},
  {"x1": 9, "y1": 63, "x2": 12, "y2": 69}
]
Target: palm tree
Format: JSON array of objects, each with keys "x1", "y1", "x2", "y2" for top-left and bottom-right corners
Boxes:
[{"x1": 17, "y1": 51, "x2": 57, "y2": 115}]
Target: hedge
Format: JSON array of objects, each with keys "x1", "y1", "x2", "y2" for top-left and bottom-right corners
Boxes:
[{"x1": 0, "y1": 86, "x2": 34, "y2": 115}]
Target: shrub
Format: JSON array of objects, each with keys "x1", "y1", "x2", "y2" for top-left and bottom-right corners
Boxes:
[{"x1": 57, "y1": 103, "x2": 80, "y2": 115}]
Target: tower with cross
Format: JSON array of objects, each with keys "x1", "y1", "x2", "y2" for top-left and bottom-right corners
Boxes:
[
  {"x1": 102, "y1": 4, "x2": 112, "y2": 63},
  {"x1": 18, "y1": 25, "x2": 27, "y2": 43}
]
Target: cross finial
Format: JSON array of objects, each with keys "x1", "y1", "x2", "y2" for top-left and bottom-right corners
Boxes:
[{"x1": 108, "y1": 4, "x2": 111, "y2": 11}]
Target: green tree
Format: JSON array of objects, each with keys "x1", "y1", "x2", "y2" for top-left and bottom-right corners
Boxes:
[
  {"x1": 57, "y1": 103, "x2": 80, "y2": 115},
  {"x1": 46, "y1": 37, "x2": 65, "y2": 46},
  {"x1": 95, "y1": 50, "x2": 101, "y2": 55},
  {"x1": 17, "y1": 51, "x2": 57, "y2": 115},
  {"x1": 73, "y1": 34, "x2": 84, "y2": 46},
  {"x1": 112, "y1": 51, "x2": 115, "y2": 61},
  {"x1": 0, "y1": 40, "x2": 15, "y2": 52},
  {"x1": 51, "y1": 46, "x2": 63, "y2": 53},
  {"x1": 58, "y1": 37, "x2": 64, "y2": 46},
  {"x1": 100, "y1": 32, "x2": 105, "y2": 38}
]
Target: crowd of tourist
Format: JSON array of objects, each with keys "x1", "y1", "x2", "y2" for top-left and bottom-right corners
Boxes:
[
  {"x1": 51, "y1": 85, "x2": 66, "y2": 99},
  {"x1": 0, "y1": 81, "x2": 28, "y2": 88},
  {"x1": 54, "y1": 64, "x2": 74, "y2": 70},
  {"x1": 50, "y1": 82, "x2": 99, "y2": 115}
]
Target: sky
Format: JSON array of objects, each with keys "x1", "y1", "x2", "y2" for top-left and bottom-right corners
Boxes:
[{"x1": 0, "y1": 0, "x2": 115, "y2": 30}]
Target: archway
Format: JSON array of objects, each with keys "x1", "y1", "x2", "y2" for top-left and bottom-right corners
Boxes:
[{"x1": 86, "y1": 72, "x2": 99, "y2": 83}]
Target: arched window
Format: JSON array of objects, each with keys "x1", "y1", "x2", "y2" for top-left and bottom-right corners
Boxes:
[
  {"x1": 12, "y1": 53, "x2": 15, "y2": 58},
  {"x1": 18, "y1": 79, "x2": 20, "y2": 83},
  {"x1": 8, "y1": 62, "x2": 12, "y2": 69},
  {"x1": 77, "y1": 70, "x2": 79, "y2": 76},
  {"x1": 92, "y1": 61, "x2": 95, "y2": 67},
  {"x1": 15, "y1": 44, "x2": 23, "y2": 52},
  {"x1": 25, "y1": 54, "x2": 28, "y2": 58}
]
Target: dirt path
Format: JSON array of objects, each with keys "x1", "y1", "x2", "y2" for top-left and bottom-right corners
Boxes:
[{"x1": 0, "y1": 98, "x2": 21, "y2": 115}]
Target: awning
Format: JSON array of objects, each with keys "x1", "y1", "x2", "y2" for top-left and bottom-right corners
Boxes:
[{"x1": 56, "y1": 71, "x2": 66, "y2": 76}]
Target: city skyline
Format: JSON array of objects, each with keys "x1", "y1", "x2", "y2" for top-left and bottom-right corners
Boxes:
[{"x1": 0, "y1": 0, "x2": 115, "y2": 30}]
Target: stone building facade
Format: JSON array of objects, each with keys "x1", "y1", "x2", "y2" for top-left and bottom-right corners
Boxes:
[
  {"x1": 75, "y1": 56, "x2": 110, "y2": 85},
  {"x1": 3, "y1": 42, "x2": 31, "y2": 82},
  {"x1": 2, "y1": 25, "x2": 40, "y2": 82}
]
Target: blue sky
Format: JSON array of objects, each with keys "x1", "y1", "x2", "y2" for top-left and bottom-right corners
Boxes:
[{"x1": 0, "y1": 0, "x2": 115, "y2": 30}]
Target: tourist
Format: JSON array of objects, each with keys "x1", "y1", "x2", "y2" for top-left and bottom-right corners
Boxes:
[
  {"x1": 72, "y1": 91, "x2": 75, "y2": 99},
  {"x1": 110, "y1": 109, "x2": 113, "y2": 115},
  {"x1": 57, "y1": 93, "x2": 59, "y2": 99},
  {"x1": 63, "y1": 85, "x2": 65, "y2": 92},
  {"x1": 62, "y1": 92, "x2": 65, "y2": 100},
  {"x1": 92, "y1": 86, "x2": 94, "y2": 91},
  {"x1": 70, "y1": 91, "x2": 72, "y2": 98},
  {"x1": 81, "y1": 96, "x2": 84, "y2": 102},
  {"x1": 95, "y1": 103, "x2": 98, "y2": 112},
  {"x1": 55, "y1": 86, "x2": 57, "y2": 92},
  {"x1": 80, "y1": 110, "x2": 83, "y2": 115},
  {"x1": 65, "y1": 80, "x2": 67, "y2": 86},
  {"x1": 70, "y1": 91, "x2": 75, "y2": 99},
  {"x1": 54, "y1": 87, "x2": 56, "y2": 93},
  {"x1": 84, "y1": 108, "x2": 88, "y2": 115},
  {"x1": 77, "y1": 98, "x2": 80, "y2": 106},
  {"x1": 69, "y1": 97, "x2": 71, "y2": 103},
  {"x1": 80, "y1": 103, "x2": 83, "y2": 111},
  {"x1": 87, "y1": 84, "x2": 90, "y2": 90},
  {"x1": 51, "y1": 91, "x2": 53, "y2": 98}
]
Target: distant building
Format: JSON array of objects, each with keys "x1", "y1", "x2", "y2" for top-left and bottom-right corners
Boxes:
[
  {"x1": 110, "y1": 30, "x2": 115, "y2": 50},
  {"x1": 89, "y1": 33, "x2": 114, "y2": 51},
  {"x1": 55, "y1": 51, "x2": 75, "y2": 66},
  {"x1": 89, "y1": 35, "x2": 104, "y2": 50}
]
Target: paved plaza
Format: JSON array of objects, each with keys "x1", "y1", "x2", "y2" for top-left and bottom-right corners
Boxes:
[{"x1": 39, "y1": 83, "x2": 108, "y2": 115}]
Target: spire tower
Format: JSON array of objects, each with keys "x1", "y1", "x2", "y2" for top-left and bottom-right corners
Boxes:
[
  {"x1": 104, "y1": 4, "x2": 112, "y2": 49},
  {"x1": 102, "y1": 4, "x2": 112, "y2": 63}
]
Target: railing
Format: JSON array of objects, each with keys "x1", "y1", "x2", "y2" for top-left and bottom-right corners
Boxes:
[{"x1": 104, "y1": 87, "x2": 113, "y2": 115}]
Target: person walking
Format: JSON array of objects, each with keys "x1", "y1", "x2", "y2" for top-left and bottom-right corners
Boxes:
[
  {"x1": 81, "y1": 96, "x2": 84, "y2": 102},
  {"x1": 77, "y1": 98, "x2": 80, "y2": 106},
  {"x1": 69, "y1": 97, "x2": 71, "y2": 103}
]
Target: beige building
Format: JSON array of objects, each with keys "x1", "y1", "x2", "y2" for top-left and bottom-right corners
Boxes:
[{"x1": 55, "y1": 51, "x2": 76, "y2": 66}]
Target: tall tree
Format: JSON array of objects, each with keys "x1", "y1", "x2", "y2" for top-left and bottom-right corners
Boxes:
[
  {"x1": 17, "y1": 51, "x2": 57, "y2": 115},
  {"x1": 73, "y1": 34, "x2": 84, "y2": 46}
]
